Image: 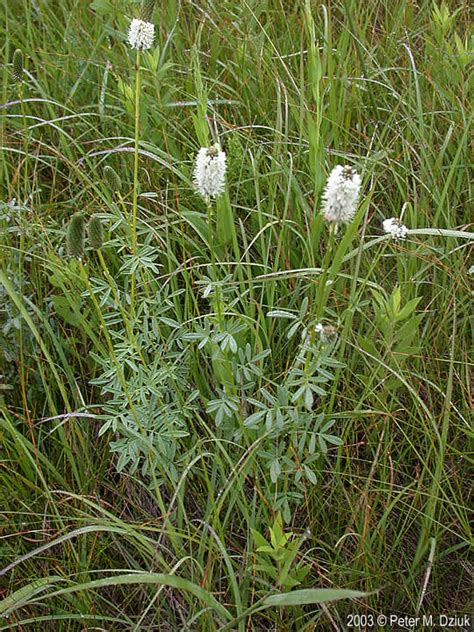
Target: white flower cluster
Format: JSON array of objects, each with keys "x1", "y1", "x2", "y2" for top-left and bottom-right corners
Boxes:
[
  {"x1": 193, "y1": 144, "x2": 227, "y2": 200},
  {"x1": 383, "y1": 217, "x2": 408, "y2": 240},
  {"x1": 128, "y1": 18, "x2": 155, "y2": 50},
  {"x1": 322, "y1": 165, "x2": 362, "y2": 224},
  {"x1": 315, "y1": 322, "x2": 337, "y2": 344}
]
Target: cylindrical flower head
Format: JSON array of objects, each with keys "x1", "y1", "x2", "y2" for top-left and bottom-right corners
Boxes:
[
  {"x1": 128, "y1": 18, "x2": 155, "y2": 50},
  {"x1": 193, "y1": 144, "x2": 227, "y2": 200},
  {"x1": 67, "y1": 213, "x2": 85, "y2": 258},
  {"x1": 383, "y1": 217, "x2": 408, "y2": 240},
  {"x1": 88, "y1": 215, "x2": 104, "y2": 250},
  {"x1": 322, "y1": 165, "x2": 362, "y2": 224},
  {"x1": 12, "y1": 49, "x2": 23, "y2": 82},
  {"x1": 104, "y1": 165, "x2": 122, "y2": 193}
]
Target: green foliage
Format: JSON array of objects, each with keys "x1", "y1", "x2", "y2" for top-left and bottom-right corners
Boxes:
[
  {"x1": 358, "y1": 286, "x2": 424, "y2": 392},
  {"x1": 251, "y1": 514, "x2": 311, "y2": 590},
  {"x1": 372, "y1": 286, "x2": 423, "y2": 358},
  {"x1": 0, "y1": 0, "x2": 472, "y2": 628}
]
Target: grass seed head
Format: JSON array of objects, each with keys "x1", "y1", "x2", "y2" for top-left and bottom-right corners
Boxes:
[
  {"x1": 12, "y1": 49, "x2": 23, "y2": 82},
  {"x1": 88, "y1": 215, "x2": 104, "y2": 250},
  {"x1": 104, "y1": 165, "x2": 122, "y2": 193},
  {"x1": 66, "y1": 212, "x2": 85, "y2": 258}
]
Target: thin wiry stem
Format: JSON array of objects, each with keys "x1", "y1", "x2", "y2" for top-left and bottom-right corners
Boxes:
[
  {"x1": 17, "y1": 79, "x2": 37, "y2": 463},
  {"x1": 131, "y1": 49, "x2": 141, "y2": 315}
]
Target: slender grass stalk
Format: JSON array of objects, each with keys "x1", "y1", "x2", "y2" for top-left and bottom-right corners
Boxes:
[
  {"x1": 14, "y1": 49, "x2": 33, "y2": 460},
  {"x1": 412, "y1": 305, "x2": 457, "y2": 570}
]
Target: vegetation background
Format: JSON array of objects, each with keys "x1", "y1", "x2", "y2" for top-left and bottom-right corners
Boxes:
[{"x1": 0, "y1": 0, "x2": 472, "y2": 629}]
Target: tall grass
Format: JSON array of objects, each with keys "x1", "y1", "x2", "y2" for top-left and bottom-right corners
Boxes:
[{"x1": 0, "y1": 0, "x2": 472, "y2": 629}]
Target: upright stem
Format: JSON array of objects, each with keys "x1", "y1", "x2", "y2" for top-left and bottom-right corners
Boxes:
[
  {"x1": 19, "y1": 84, "x2": 29, "y2": 202},
  {"x1": 302, "y1": 223, "x2": 336, "y2": 376},
  {"x1": 207, "y1": 198, "x2": 216, "y2": 271},
  {"x1": 207, "y1": 199, "x2": 237, "y2": 399},
  {"x1": 18, "y1": 81, "x2": 35, "y2": 455},
  {"x1": 79, "y1": 261, "x2": 142, "y2": 432},
  {"x1": 131, "y1": 49, "x2": 141, "y2": 315},
  {"x1": 315, "y1": 222, "x2": 336, "y2": 321}
]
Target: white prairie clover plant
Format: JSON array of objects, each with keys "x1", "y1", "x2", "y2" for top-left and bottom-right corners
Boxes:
[
  {"x1": 383, "y1": 217, "x2": 408, "y2": 240},
  {"x1": 193, "y1": 144, "x2": 227, "y2": 201},
  {"x1": 322, "y1": 165, "x2": 362, "y2": 227},
  {"x1": 126, "y1": 1, "x2": 156, "y2": 315},
  {"x1": 313, "y1": 165, "x2": 362, "y2": 347},
  {"x1": 193, "y1": 144, "x2": 227, "y2": 271},
  {"x1": 127, "y1": 19, "x2": 155, "y2": 50}
]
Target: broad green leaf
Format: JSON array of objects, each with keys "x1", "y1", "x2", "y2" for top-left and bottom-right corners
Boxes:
[
  {"x1": 262, "y1": 588, "x2": 372, "y2": 608},
  {"x1": 0, "y1": 577, "x2": 64, "y2": 615},
  {"x1": 251, "y1": 529, "x2": 270, "y2": 550},
  {"x1": 16, "y1": 573, "x2": 232, "y2": 621}
]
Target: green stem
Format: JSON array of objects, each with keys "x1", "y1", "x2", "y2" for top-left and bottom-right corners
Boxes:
[
  {"x1": 18, "y1": 82, "x2": 29, "y2": 439},
  {"x1": 20, "y1": 84, "x2": 29, "y2": 202},
  {"x1": 131, "y1": 49, "x2": 141, "y2": 315},
  {"x1": 79, "y1": 262, "x2": 142, "y2": 432},
  {"x1": 314, "y1": 222, "x2": 336, "y2": 321},
  {"x1": 82, "y1": 259, "x2": 180, "y2": 550},
  {"x1": 97, "y1": 249, "x2": 138, "y2": 348},
  {"x1": 302, "y1": 223, "x2": 336, "y2": 377},
  {"x1": 207, "y1": 198, "x2": 216, "y2": 271}
]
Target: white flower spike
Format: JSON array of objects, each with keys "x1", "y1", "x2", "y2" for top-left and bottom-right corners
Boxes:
[
  {"x1": 322, "y1": 165, "x2": 362, "y2": 225},
  {"x1": 193, "y1": 144, "x2": 227, "y2": 200},
  {"x1": 383, "y1": 217, "x2": 408, "y2": 240},
  {"x1": 128, "y1": 18, "x2": 155, "y2": 50}
]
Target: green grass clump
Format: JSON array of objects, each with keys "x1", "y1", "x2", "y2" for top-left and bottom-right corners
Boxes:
[{"x1": 0, "y1": 0, "x2": 472, "y2": 629}]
